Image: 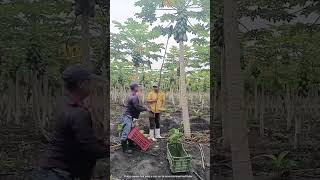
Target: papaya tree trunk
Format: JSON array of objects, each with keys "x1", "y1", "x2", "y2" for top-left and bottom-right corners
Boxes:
[
  {"x1": 6, "y1": 79, "x2": 14, "y2": 124},
  {"x1": 201, "y1": 93, "x2": 205, "y2": 109},
  {"x1": 214, "y1": 50, "x2": 221, "y2": 122},
  {"x1": 224, "y1": 0, "x2": 253, "y2": 178},
  {"x1": 141, "y1": 67, "x2": 145, "y2": 103},
  {"x1": 170, "y1": 87, "x2": 175, "y2": 106},
  {"x1": 294, "y1": 106, "x2": 301, "y2": 149},
  {"x1": 254, "y1": 80, "x2": 258, "y2": 120},
  {"x1": 259, "y1": 85, "x2": 265, "y2": 136},
  {"x1": 179, "y1": 41, "x2": 191, "y2": 137},
  {"x1": 48, "y1": 87, "x2": 53, "y2": 122},
  {"x1": 36, "y1": 77, "x2": 41, "y2": 129},
  {"x1": 15, "y1": 70, "x2": 21, "y2": 124},
  {"x1": 33, "y1": 73, "x2": 41, "y2": 130},
  {"x1": 285, "y1": 85, "x2": 292, "y2": 131},
  {"x1": 101, "y1": 39, "x2": 109, "y2": 137},
  {"x1": 42, "y1": 71, "x2": 49, "y2": 129},
  {"x1": 60, "y1": 79, "x2": 64, "y2": 96},
  {"x1": 221, "y1": 46, "x2": 229, "y2": 149},
  {"x1": 81, "y1": 14, "x2": 91, "y2": 67},
  {"x1": 213, "y1": 82, "x2": 217, "y2": 121}
]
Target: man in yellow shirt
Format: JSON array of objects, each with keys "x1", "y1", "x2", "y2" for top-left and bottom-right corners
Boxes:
[{"x1": 147, "y1": 83, "x2": 165, "y2": 141}]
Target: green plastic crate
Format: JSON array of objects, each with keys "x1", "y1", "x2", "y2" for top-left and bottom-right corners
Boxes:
[{"x1": 167, "y1": 143, "x2": 192, "y2": 173}]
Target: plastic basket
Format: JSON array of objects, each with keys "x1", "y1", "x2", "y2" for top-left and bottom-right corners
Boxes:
[
  {"x1": 167, "y1": 143, "x2": 192, "y2": 173},
  {"x1": 128, "y1": 127, "x2": 153, "y2": 151}
]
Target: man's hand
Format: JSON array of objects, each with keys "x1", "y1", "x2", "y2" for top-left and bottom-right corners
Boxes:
[
  {"x1": 147, "y1": 99, "x2": 157, "y2": 103},
  {"x1": 158, "y1": 108, "x2": 165, "y2": 112}
]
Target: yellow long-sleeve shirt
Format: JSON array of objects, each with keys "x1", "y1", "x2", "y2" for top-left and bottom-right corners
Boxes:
[{"x1": 147, "y1": 90, "x2": 165, "y2": 113}]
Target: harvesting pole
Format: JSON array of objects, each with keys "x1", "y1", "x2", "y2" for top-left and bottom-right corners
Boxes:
[
  {"x1": 154, "y1": 31, "x2": 171, "y2": 114},
  {"x1": 158, "y1": 33, "x2": 171, "y2": 89}
]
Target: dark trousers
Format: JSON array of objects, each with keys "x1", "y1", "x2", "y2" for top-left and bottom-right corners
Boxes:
[{"x1": 149, "y1": 113, "x2": 160, "y2": 129}]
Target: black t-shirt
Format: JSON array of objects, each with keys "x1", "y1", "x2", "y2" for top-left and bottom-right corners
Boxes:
[
  {"x1": 123, "y1": 93, "x2": 147, "y2": 119},
  {"x1": 39, "y1": 95, "x2": 108, "y2": 179}
]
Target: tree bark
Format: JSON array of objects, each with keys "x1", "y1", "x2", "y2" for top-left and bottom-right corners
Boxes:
[
  {"x1": 141, "y1": 83, "x2": 145, "y2": 103},
  {"x1": 15, "y1": 70, "x2": 21, "y2": 124},
  {"x1": 48, "y1": 87, "x2": 53, "y2": 123},
  {"x1": 224, "y1": 0, "x2": 253, "y2": 178},
  {"x1": 36, "y1": 77, "x2": 41, "y2": 128},
  {"x1": 201, "y1": 93, "x2": 205, "y2": 109},
  {"x1": 101, "y1": 44, "x2": 109, "y2": 138},
  {"x1": 285, "y1": 85, "x2": 292, "y2": 131},
  {"x1": 6, "y1": 79, "x2": 14, "y2": 124},
  {"x1": 60, "y1": 79, "x2": 64, "y2": 96},
  {"x1": 32, "y1": 74, "x2": 41, "y2": 130},
  {"x1": 294, "y1": 107, "x2": 301, "y2": 149},
  {"x1": 212, "y1": 83, "x2": 216, "y2": 119},
  {"x1": 221, "y1": 46, "x2": 229, "y2": 149},
  {"x1": 170, "y1": 87, "x2": 175, "y2": 106},
  {"x1": 81, "y1": 14, "x2": 91, "y2": 68},
  {"x1": 259, "y1": 85, "x2": 265, "y2": 136},
  {"x1": 214, "y1": 51, "x2": 221, "y2": 122},
  {"x1": 42, "y1": 72, "x2": 49, "y2": 129},
  {"x1": 254, "y1": 80, "x2": 258, "y2": 120},
  {"x1": 213, "y1": 78, "x2": 218, "y2": 120},
  {"x1": 179, "y1": 41, "x2": 191, "y2": 137}
]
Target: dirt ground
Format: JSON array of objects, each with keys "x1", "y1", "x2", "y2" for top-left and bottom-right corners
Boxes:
[
  {"x1": 211, "y1": 112, "x2": 320, "y2": 180},
  {"x1": 1, "y1": 103, "x2": 319, "y2": 180},
  {"x1": 110, "y1": 103, "x2": 211, "y2": 180},
  {"x1": 0, "y1": 122, "x2": 46, "y2": 180}
]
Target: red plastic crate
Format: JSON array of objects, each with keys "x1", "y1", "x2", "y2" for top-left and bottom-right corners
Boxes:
[{"x1": 128, "y1": 127, "x2": 153, "y2": 151}]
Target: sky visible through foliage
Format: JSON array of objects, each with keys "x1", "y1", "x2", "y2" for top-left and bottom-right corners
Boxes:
[{"x1": 110, "y1": 0, "x2": 206, "y2": 70}]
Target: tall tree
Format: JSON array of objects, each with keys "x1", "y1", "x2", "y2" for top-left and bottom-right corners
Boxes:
[
  {"x1": 135, "y1": 0, "x2": 209, "y2": 137},
  {"x1": 111, "y1": 19, "x2": 163, "y2": 82},
  {"x1": 224, "y1": 0, "x2": 253, "y2": 179}
]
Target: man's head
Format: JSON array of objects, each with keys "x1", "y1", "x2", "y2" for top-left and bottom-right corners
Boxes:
[
  {"x1": 62, "y1": 64, "x2": 103, "y2": 99},
  {"x1": 153, "y1": 83, "x2": 159, "y2": 92},
  {"x1": 130, "y1": 82, "x2": 140, "y2": 93}
]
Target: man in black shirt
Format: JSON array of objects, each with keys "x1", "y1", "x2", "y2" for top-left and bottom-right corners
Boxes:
[
  {"x1": 120, "y1": 82, "x2": 149, "y2": 154},
  {"x1": 39, "y1": 64, "x2": 108, "y2": 180}
]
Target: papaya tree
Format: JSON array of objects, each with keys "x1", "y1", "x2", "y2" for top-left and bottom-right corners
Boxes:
[
  {"x1": 134, "y1": 0, "x2": 209, "y2": 137},
  {"x1": 111, "y1": 18, "x2": 163, "y2": 84},
  {"x1": 223, "y1": 0, "x2": 254, "y2": 178}
]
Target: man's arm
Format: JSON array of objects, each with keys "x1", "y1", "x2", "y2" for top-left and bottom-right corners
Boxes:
[
  {"x1": 132, "y1": 96, "x2": 148, "y2": 112},
  {"x1": 71, "y1": 110, "x2": 108, "y2": 159},
  {"x1": 146, "y1": 92, "x2": 156, "y2": 103}
]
